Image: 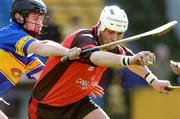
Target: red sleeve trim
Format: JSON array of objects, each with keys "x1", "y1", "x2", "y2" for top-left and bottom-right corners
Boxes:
[{"x1": 119, "y1": 46, "x2": 127, "y2": 55}]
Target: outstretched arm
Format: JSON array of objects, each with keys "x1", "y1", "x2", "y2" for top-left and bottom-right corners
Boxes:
[
  {"x1": 90, "y1": 50, "x2": 171, "y2": 94},
  {"x1": 90, "y1": 51, "x2": 155, "y2": 67},
  {"x1": 127, "y1": 65, "x2": 171, "y2": 94},
  {"x1": 27, "y1": 40, "x2": 81, "y2": 59}
]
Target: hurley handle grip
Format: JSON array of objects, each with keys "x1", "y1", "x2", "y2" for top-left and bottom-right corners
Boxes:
[
  {"x1": 60, "y1": 47, "x2": 100, "y2": 62},
  {"x1": 164, "y1": 86, "x2": 173, "y2": 91}
]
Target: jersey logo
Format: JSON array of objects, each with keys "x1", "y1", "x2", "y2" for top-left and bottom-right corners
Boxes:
[
  {"x1": 11, "y1": 68, "x2": 22, "y2": 79},
  {"x1": 75, "y1": 77, "x2": 97, "y2": 90}
]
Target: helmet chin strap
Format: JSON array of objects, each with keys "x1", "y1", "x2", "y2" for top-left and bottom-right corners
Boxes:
[
  {"x1": 27, "y1": 30, "x2": 39, "y2": 38},
  {"x1": 97, "y1": 24, "x2": 104, "y2": 45}
]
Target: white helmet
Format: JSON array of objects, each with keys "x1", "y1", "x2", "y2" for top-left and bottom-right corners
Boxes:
[{"x1": 98, "y1": 5, "x2": 128, "y2": 33}]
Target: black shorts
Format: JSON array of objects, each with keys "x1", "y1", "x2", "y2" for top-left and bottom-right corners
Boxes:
[{"x1": 35, "y1": 96, "x2": 98, "y2": 119}]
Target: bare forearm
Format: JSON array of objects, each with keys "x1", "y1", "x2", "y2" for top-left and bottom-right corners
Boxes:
[
  {"x1": 127, "y1": 65, "x2": 151, "y2": 78},
  {"x1": 28, "y1": 40, "x2": 69, "y2": 57},
  {"x1": 90, "y1": 51, "x2": 125, "y2": 67},
  {"x1": 90, "y1": 50, "x2": 155, "y2": 68},
  {"x1": 36, "y1": 41, "x2": 69, "y2": 56}
]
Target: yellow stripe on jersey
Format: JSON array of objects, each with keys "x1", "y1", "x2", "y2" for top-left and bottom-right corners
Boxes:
[
  {"x1": 25, "y1": 60, "x2": 42, "y2": 74},
  {"x1": 0, "y1": 50, "x2": 25, "y2": 85},
  {"x1": 15, "y1": 35, "x2": 33, "y2": 56}
]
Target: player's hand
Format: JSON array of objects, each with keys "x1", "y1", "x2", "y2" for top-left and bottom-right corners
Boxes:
[
  {"x1": 66, "y1": 47, "x2": 81, "y2": 60},
  {"x1": 151, "y1": 79, "x2": 171, "y2": 94},
  {"x1": 130, "y1": 51, "x2": 156, "y2": 66},
  {"x1": 89, "y1": 84, "x2": 104, "y2": 98},
  {"x1": 170, "y1": 60, "x2": 180, "y2": 75}
]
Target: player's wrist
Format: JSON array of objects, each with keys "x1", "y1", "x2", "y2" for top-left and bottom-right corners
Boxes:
[
  {"x1": 144, "y1": 72, "x2": 157, "y2": 85},
  {"x1": 120, "y1": 55, "x2": 131, "y2": 66},
  {"x1": 65, "y1": 49, "x2": 70, "y2": 57}
]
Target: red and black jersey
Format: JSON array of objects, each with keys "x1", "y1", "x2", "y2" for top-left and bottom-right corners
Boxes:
[{"x1": 32, "y1": 26, "x2": 133, "y2": 107}]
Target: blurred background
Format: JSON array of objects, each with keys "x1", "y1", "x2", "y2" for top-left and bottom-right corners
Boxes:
[{"x1": 0, "y1": 0, "x2": 180, "y2": 119}]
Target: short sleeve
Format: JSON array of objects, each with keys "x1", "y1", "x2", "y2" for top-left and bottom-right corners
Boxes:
[
  {"x1": 70, "y1": 32, "x2": 97, "y2": 65},
  {"x1": 71, "y1": 33, "x2": 96, "y2": 49},
  {"x1": 15, "y1": 35, "x2": 36, "y2": 56}
]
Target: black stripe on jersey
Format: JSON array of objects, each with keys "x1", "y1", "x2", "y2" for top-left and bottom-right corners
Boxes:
[
  {"x1": 121, "y1": 46, "x2": 134, "y2": 56},
  {"x1": 109, "y1": 46, "x2": 121, "y2": 54},
  {"x1": 70, "y1": 30, "x2": 97, "y2": 48},
  {"x1": 108, "y1": 45, "x2": 134, "y2": 56},
  {"x1": 33, "y1": 61, "x2": 73, "y2": 101},
  {"x1": 70, "y1": 30, "x2": 97, "y2": 65}
]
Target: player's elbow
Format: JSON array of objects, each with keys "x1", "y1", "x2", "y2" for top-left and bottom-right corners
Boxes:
[{"x1": 90, "y1": 51, "x2": 103, "y2": 65}]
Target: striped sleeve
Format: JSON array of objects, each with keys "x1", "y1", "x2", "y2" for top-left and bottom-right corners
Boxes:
[{"x1": 15, "y1": 35, "x2": 36, "y2": 56}]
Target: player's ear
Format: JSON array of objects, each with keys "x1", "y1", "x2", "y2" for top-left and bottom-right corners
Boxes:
[{"x1": 14, "y1": 13, "x2": 25, "y2": 24}]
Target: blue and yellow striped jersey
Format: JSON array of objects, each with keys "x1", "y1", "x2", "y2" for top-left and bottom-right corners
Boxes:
[{"x1": 0, "y1": 22, "x2": 44, "y2": 96}]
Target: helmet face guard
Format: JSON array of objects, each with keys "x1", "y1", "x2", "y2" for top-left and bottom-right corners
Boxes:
[
  {"x1": 11, "y1": 0, "x2": 48, "y2": 37},
  {"x1": 98, "y1": 6, "x2": 128, "y2": 33}
]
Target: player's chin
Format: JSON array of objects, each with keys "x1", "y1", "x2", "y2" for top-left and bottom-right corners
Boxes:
[
  {"x1": 106, "y1": 46, "x2": 116, "y2": 51},
  {"x1": 34, "y1": 30, "x2": 41, "y2": 34}
]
